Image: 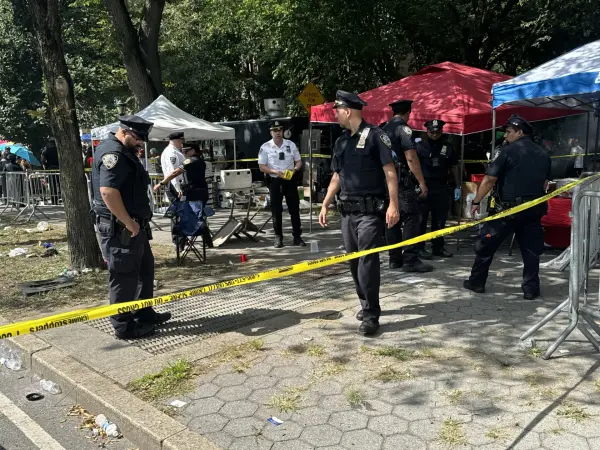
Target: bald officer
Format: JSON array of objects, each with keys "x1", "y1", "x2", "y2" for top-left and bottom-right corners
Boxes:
[{"x1": 258, "y1": 120, "x2": 305, "y2": 248}]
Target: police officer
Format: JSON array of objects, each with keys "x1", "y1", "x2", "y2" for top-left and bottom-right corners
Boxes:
[
  {"x1": 416, "y1": 119, "x2": 461, "y2": 258},
  {"x1": 153, "y1": 145, "x2": 209, "y2": 204},
  {"x1": 92, "y1": 115, "x2": 171, "y2": 339},
  {"x1": 319, "y1": 91, "x2": 399, "y2": 335},
  {"x1": 383, "y1": 100, "x2": 433, "y2": 273},
  {"x1": 41, "y1": 138, "x2": 61, "y2": 204},
  {"x1": 464, "y1": 114, "x2": 551, "y2": 299},
  {"x1": 258, "y1": 120, "x2": 305, "y2": 248},
  {"x1": 160, "y1": 131, "x2": 186, "y2": 247}
]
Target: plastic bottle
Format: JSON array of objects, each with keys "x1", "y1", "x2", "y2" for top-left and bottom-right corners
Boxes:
[
  {"x1": 4, "y1": 348, "x2": 22, "y2": 371},
  {"x1": 40, "y1": 379, "x2": 62, "y2": 394},
  {"x1": 94, "y1": 414, "x2": 120, "y2": 437}
]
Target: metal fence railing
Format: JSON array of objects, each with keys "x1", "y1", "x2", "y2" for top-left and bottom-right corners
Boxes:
[{"x1": 521, "y1": 174, "x2": 600, "y2": 359}]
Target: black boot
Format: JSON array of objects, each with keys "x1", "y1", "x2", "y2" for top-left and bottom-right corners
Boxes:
[
  {"x1": 274, "y1": 237, "x2": 283, "y2": 248},
  {"x1": 115, "y1": 322, "x2": 155, "y2": 340},
  {"x1": 293, "y1": 237, "x2": 306, "y2": 247},
  {"x1": 432, "y1": 248, "x2": 453, "y2": 258},
  {"x1": 463, "y1": 279, "x2": 485, "y2": 294},
  {"x1": 359, "y1": 320, "x2": 379, "y2": 335}
]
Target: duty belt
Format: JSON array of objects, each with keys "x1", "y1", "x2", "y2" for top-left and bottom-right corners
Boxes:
[
  {"x1": 97, "y1": 216, "x2": 150, "y2": 228},
  {"x1": 338, "y1": 197, "x2": 386, "y2": 215}
]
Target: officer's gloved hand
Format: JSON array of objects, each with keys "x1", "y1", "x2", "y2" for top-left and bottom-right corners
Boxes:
[{"x1": 454, "y1": 188, "x2": 461, "y2": 201}]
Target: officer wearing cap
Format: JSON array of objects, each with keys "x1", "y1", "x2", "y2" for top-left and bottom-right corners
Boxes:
[
  {"x1": 383, "y1": 100, "x2": 432, "y2": 273},
  {"x1": 464, "y1": 114, "x2": 551, "y2": 299},
  {"x1": 154, "y1": 144, "x2": 209, "y2": 204},
  {"x1": 160, "y1": 131, "x2": 186, "y2": 247},
  {"x1": 319, "y1": 90, "x2": 400, "y2": 335},
  {"x1": 416, "y1": 119, "x2": 460, "y2": 259},
  {"x1": 258, "y1": 120, "x2": 305, "y2": 248},
  {"x1": 92, "y1": 115, "x2": 171, "y2": 339}
]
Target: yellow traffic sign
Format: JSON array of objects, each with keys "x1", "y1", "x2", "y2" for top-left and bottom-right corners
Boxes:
[{"x1": 297, "y1": 82, "x2": 325, "y2": 113}]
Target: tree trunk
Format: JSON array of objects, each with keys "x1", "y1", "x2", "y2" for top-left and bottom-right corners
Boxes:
[
  {"x1": 102, "y1": 0, "x2": 163, "y2": 108},
  {"x1": 25, "y1": 0, "x2": 104, "y2": 269}
]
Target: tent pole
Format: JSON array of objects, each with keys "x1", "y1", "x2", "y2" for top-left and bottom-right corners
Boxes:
[
  {"x1": 309, "y1": 116, "x2": 313, "y2": 234},
  {"x1": 457, "y1": 134, "x2": 465, "y2": 251},
  {"x1": 594, "y1": 112, "x2": 600, "y2": 173},
  {"x1": 585, "y1": 112, "x2": 591, "y2": 172},
  {"x1": 491, "y1": 109, "x2": 497, "y2": 157},
  {"x1": 144, "y1": 142, "x2": 149, "y2": 171},
  {"x1": 233, "y1": 140, "x2": 237, "y2": 169}
]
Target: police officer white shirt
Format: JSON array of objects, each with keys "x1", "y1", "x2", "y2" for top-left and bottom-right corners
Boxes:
[
  {"x1": 258, "y1": 139, "x2": 301, "y2": 178},
  {"x1": 160, "y1": 144, "x2": 185, "y2": 192}
]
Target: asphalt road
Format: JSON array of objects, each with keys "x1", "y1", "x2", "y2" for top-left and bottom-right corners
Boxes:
[{"x1": 0, "y1": 363, "x2": 135, "y2": 450}]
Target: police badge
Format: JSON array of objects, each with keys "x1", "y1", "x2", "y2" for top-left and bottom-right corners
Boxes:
[
  {"x1": 183, "y1": 159, "x2": 191, "y2": 165},
  {"x1": 380, "y1": 133, "x2": 392, "y2": 148},
  {"x1": 170, "y1": 156, "x2": 177, "y2": 165},
  {"x1": 402, "y1": 126, "x2": 412, "y2": 136},
  {"x1": 441, "y1": 145, "x2": 447, "y2": 156},
  {"x1": 286, "y1": 145, "x2": 291, "y2": 153},
  {"x1": 101, "y1": 153, "x2": 118, "y2": 169}
]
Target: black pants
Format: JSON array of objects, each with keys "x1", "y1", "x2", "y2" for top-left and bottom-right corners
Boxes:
[
  {"x1": 166, "y1": 184, "x2": 181, "y2": 246},
  {"x1": 468, "y1": 204, "x2": 546, "y2": 294},
  {"x1": 99, "y1": 221, "x2": 158, "y2": 334},
  {"x1": 269, "y1": 177, "x2": 302, "y2": 239},
  {"x1": 418, "y1": 183, "x2": 450, "y2": 252},
  {"x1": 386, "y1": 187, "x2": 421, "y2": 266},
  {"x1": 341, "y1": 212, "x2": 384, "y2": 322}
]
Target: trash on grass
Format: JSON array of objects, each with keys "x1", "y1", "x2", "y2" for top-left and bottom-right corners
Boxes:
[
  {"x1": 39, "y1": 242, "x2": 54, "y2": 249},
  {"x1": 169, "y1": 400, "x2": 187, "y2": 408},
  {"x1": 36, "y1": 221, "x2": 50, "y2": 232},
  {"x1": 9, "y1": 247, "x2": 28, "y2": 257},
  {"x1": 40, "y1": 379, "x2": 62, "y2": 394},
  {"x1": 81, "y1": 268, "x2": 92, "y2": 273},
  {"x1": 40, "y1": 248, "x2": 59, "y2": 258},
  {"x1": 267, "y1": 416, "x2": 283, "y2": 426},
  {"x1": 517, "y1": 338, "x2": 536, "y2": 350},
  {"x1": 18, "y1": 276, "x2": 76, "y2": 296}
]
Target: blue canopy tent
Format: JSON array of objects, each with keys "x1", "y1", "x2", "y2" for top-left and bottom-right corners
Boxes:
[{"x1": 491, "y1": 39, "x2": 600, "y2": 163}]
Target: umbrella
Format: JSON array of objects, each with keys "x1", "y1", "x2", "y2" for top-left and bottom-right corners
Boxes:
[{"x1": 0, "y1": 143, "x2": 42, "y2": 166}]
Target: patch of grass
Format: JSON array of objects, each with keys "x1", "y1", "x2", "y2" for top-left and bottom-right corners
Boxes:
[
  {"x1": 346, "y1": 388, "x2": 365, "y2": 407},
  {"x1": 524, "y1": 371, "x2": 544, "y2": 387},
  {"x1": 528, "y1": 344, "x2": 544, "y2": 358},
  {"x1": 215, "y1": 339, "x2": 265, "y2": 365},
  {"x1": 374, "y1": 366, "x2": 412, "y2": 383},
  {"x1": 440, "y1": 417, "x2": 466, "y2": 446},
  {"x1": 283, "y1": 343, "x2": 307, "y2": 356},
  {"x1": 444, "y1": 390, "x2": 463, "y2": 404},
  {"x1": 306, "y1": 344, "x2": 326, "y2": 357},
  {"x1": 268, "y1": 387, "x2": 306, "y2": 413},
  {"x1": 557, "y1": 403, "x2": 590, "y2": 422},
  {"x1": 485, "y1": 427, "x2": 510, "y2": 441},
  {"x1": 551, "y1": 427, "x2": 564, "y2": 435},
  {"x1": 311, "y1": 361, "x2": 347, "y2": 381},
  {"x1": 128, "y1": 359, "x2": 195, "y2": 402},
  {"x1": 419, "y1": 326, "x2": 428, "y2": 334},
  {"x1": 536, "y1": 387, "x2": 557, "y2": 399},
  {"x1": 417, "y1": 347, "x2": 435, "y2": 358},
  {"x1": 232, "y1": 360, "x2": 252, "y2": 373},
  {"x1": 373, "y1": 346, "x2": 416, "y2": 361},
  {"x1": 595, "y1": 379, "x2": 600, "y2": 392}
]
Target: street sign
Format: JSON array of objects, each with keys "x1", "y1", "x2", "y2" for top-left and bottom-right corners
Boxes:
[{"x1": 297, "y1": 82, "x2": 325, "y2": 114}]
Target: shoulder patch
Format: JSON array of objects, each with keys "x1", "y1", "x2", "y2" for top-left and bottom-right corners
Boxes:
[
  {"x1": 101, "y1": 153, "x2": 118, "y2": 169},
  {"x1": 380, "y1": 133, "x2": 392, "y2": 148},
  {"x1": 183, "y1": 158, "x2": 192, "y2": 165},
  {"x1": 170, "y1": 156, "x2": 177, "y2": 165},
  {"x1": 403, "y1": 126, "x2": 412, "y2": 136},
  {"x1": 491, "y1": 150, "x2": 500, "y2": 162}
]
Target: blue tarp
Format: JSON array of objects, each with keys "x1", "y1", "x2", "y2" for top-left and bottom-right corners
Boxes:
[{"x1": 492, "y1": 39, "x2": 600, "y2": 110}]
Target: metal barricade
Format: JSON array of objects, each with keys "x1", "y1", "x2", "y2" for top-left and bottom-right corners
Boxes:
[
  {"x1": 0, "y1": 172, "x2": 30, "y2": 219},
  {"x1": 521, "y1": 174, "x2": 600, "y2": 358}
]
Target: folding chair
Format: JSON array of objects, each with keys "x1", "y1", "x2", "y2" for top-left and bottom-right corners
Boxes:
[{"x1": 168, "y1": 200, "x2": 213, "y2": 265}]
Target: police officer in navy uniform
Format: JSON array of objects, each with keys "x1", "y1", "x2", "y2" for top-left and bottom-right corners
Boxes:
[
  {"x1": 319, "y1": 91, "x2": 399, "y2": 335},
  {"x1": 416, "y1": 119, "x2": 461, "y2": 259},
  {"x1": 383, "y1": 100, "x2": 433, "y2": 273},
  {"x1": 154, "y1": 145, "x2": 209, "y2": 204},
  {"x1": 464, "y1": 114, "x2": 551, "y2": 299},
  {"x1": 92, "y1": 115, "x2": 172, "y2": 339}
]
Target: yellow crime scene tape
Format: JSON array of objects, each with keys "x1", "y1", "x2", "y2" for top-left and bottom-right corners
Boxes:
[
  {"x1": 215, "y1": 154, "x2": 332, "y2": 164},
  {"x1": 463, "y1": 153, "x2": 600, "y2": 164},
  {"x1": 0, "y1": 177, "x2": 589, "y2": 339}
]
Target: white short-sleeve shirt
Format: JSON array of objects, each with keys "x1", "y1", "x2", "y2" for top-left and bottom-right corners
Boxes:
[
  {"x1": 258, "y1": 139, "x2": 301, "y2": 178},
  {"x1": 160, "y1": 144, "x2": 185, "y2": 191}
]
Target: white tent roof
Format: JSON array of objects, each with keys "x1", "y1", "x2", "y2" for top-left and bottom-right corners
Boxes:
[
  {"x1": 91, "y1": 95, "x2": 235, "y2": 141},
  {"x1": 492, "y1": 39, "x2": 600, "y2": 110}
]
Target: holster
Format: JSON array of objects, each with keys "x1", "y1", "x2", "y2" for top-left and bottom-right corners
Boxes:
[{"x1": 338, "y1": 197, "x2": 387, "y2": 216}]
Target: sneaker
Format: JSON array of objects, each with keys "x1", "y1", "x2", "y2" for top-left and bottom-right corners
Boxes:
[
  {"x1": 418, "y1": 249, "x2": 432, "y2": 260},
  {"x1": 358, "y1": 320, "x2": 379, "y2": 335},
  {"x1": 274, "y1": 238, "x2": 283, "y2": 249},
  {"x1": 432, "y1": 248, "x2": 453, "y2": 258},
  {"x1": 115, "y1": 322, "x2": 155, "y2": 340},
  {"x1": 293, "y1": 237, "x2": 306, "y2": 247},
  {"x1": 402, "y1": 261, "x2": 433, "y2": 273},
  {"x1": 356, "y1": 309, "x2": 364, "y2": 321},
  {"x1": 463, "y1": 279, "x2": 485, "y2": 294}
]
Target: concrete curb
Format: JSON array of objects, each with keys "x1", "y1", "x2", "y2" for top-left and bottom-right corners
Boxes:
[{"x1": 7, "y1": 332, "x2": 220, "y2": 450}]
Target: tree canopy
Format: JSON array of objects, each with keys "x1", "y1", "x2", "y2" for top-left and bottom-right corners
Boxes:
[{"x1": 1, "y1": 0, "x2": 599, "y2": 146}]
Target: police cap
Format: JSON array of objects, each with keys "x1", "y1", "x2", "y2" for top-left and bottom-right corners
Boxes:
[
  {"x1": 118, "y1": 115, "x2": 153, "y2": 142},
  {"x1": 269, "y1": 120, "x2": 284, "y2": 131},
  {"x1": 332, "y1": 90, "x2": 367, "y2": 110},
  {"x1": 503, "y1": 114, "x2": 533, "y2": 135},
  {"x1": 389, "y1": 99, "x2": 413, "y2": 115},
  {"x1": 425, "y1": 119, "x2": 446, "y2": 132},
  {"x1": 168, "y1": 131, "x2": 185, "y2": 140}
]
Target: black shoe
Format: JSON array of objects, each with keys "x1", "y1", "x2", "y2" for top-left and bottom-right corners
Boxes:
[
  {"x1": 523, "y1": 292, "x2": 540, "y2": 300},
  {"x1": 402, "y1": 261, "x2": 433, "y2": 273},
  {"x1": 115, "y1": 322, "x2": 155, "y2": 340},
  {"x1": 359, "y1": 320, "x2": 379, "y2": 335},
  {"x1": 356, "y1": 309, "x2": 364, "y2": 321},
  {"x1": 141, "y1": 311, "x2": 172, "y2": 325},
  {"x1": 389, "y1": 261, "x2": 404, "y2": 270},
  {"x1": 274, "y1": 238, "x2": 283, "y2": 248},
  {"x1": 463, "y1": 280, "x2": 485, "y2": 294},
  {"x1": 418, "y1": 250, "x2": 432, "y2": 260},
  {"x1": 432, "y1": 248, "x2": 453, "y2": 258},
  {"x1": 293, "y1": 237, "x2": 306, "y2": 247}
]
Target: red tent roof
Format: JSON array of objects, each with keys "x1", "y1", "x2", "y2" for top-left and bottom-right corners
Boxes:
[{"x1": 310, "y1": 62, "x2": 582, "y2": 135}]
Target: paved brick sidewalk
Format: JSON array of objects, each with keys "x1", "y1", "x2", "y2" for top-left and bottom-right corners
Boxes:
[{"x1": 158, "y1": 251, "x2": 600, "y2": 450}]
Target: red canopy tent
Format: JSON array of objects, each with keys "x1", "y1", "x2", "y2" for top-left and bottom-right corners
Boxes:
[{"x1": 310, "y1": 61, "x2": 582, "y2": 135}]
